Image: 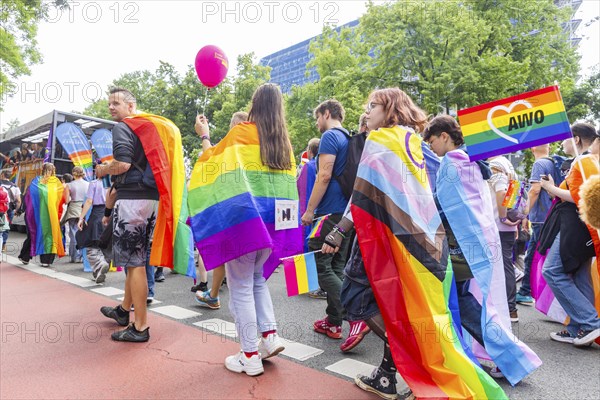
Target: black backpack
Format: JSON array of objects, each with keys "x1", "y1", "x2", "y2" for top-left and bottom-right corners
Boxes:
[{"x1": 332, "y1": 128, "x2": 368, "y2": 200}]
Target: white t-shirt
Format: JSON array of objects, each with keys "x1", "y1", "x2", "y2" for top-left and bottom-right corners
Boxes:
[{"x1": 488, "y1": 173, "x2": 517, "y2": 232}]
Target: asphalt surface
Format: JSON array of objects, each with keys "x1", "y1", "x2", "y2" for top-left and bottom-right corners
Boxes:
[{"x1": 2, "y1": 231, "x2": 599, "y2": 399}]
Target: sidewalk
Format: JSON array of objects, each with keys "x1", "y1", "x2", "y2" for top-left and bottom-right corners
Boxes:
[{"x1": 0, "y1": 258, "x2": 371, "y2": 400}]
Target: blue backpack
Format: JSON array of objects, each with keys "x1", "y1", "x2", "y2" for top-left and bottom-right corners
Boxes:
[{"x1": 544, "y1": 155, "x2": 568, "y2": 185}]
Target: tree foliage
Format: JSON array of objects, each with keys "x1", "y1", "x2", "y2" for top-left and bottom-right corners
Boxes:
[
  {"x1": 285, "y1": 0, "x2": 583, "y2": 162},
  {"x1": 0, "y1": 0, "x2": 68, "y2": 110},
  {"x1": 82, "y1": 54, "x2": 270, "y2": 158}
]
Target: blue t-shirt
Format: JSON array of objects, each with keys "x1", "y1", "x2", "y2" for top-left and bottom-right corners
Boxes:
[
  {"x1": 528, "y1": 158, "x2": 554, "y2": 223},
  {"x1": 315, "y1": 128, "x2": 349, "y2": 215}
]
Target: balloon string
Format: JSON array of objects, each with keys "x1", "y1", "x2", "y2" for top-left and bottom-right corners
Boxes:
[{"x1": 200, "y1": 87, "x2": 210, "y2": 116}]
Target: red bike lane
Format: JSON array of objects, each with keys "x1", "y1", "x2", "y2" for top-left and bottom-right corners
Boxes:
[{"x1": 0, "y1": 260, "x2": 371, "y2": 400}]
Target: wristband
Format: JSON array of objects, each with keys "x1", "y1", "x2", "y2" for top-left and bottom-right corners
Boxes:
[
  {"x1": 104, "y1": 208, "x2": 113, "y2": 217},
  {"x1": 500, "y1": 217, "x2": 508, "y2": 223},
  {"x1": 331, "y1": 225, "x2": 346, "y2": 239},
  {"x1": 201, "y1": 135, "x2": 210, "y2": 142}
]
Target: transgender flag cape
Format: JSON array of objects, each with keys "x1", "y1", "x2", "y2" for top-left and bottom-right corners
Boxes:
[
  {"x1": 188, "y1": 122, "x2": 303, "y2": 279},
  {"x1": 122, "y1": 114, "x2": 195, "y2": 278},
  {"x1": 351, "y1": 126, "x2": 506, "y2": 399},
  {"x1": 26, "y1": 176, "x2": 65, "y2": 257},
  {"x1": 436, "y1": 149, "x2": 541, "y2": 386}
]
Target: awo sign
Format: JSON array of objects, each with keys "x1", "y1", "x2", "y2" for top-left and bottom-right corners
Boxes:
[{"x1": 458, "y1": 86, "x2": 573, "y2": 162}]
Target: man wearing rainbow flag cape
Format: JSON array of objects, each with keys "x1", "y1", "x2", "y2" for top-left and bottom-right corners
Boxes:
[{"x1": 96, "y1": 87, "x2": 194, "y2": 342}]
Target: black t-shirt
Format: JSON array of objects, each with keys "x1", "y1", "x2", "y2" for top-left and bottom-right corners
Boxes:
[{"x1": 112, "y1": 122, "x2": 159, "y2": 201}]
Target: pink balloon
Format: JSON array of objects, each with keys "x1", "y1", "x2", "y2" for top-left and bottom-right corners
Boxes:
[{"x1": 195, "y1": 45, "x2": 229, "y2": 88}]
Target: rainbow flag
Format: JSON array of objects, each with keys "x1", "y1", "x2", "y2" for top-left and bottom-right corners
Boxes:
[
  {"x1": 282, "y1": 251, "x2": 319, "y2": 296},
  {"x1": 502, "y1": 180, "x2": 522, "y2": 208},
  {"x1": 25, "y1": 176, "x2": 65, "y2": 257},
  {"x1": 55, "y1": 122, "x2": 94, "y2": 181},
  {"x1": 458, "y1": 85, "x2": 572, "y2": 162},
  {"x1": 9, "y1": 165, "x2": 17, "y2": 183},
  {"x1": 437, "y1": 149, "x2": 541, "y2": 386},
  {"x1": 188, "y1": 122, "x2": 303, "y2": 279},
  {"x1": 351, "y1": 126, "x2": 506, "y2": 399},
  {"x1": 121, "y1": 114, "x2": 195, "y2": 278},
  {"x1": 308, "y1": 214, "x2": 329, "y2": 239}
]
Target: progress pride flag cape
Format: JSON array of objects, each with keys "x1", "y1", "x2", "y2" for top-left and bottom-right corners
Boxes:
[
  {"x1": 188, "y1": 122, "x2": 303, "y2": 279},
  {"x1": 437, "y1": 149, "x2": 541, "y2": 386},
  {"x1": 350, "y1": 126, "x2": 506, "y2": 399},
  {"x1": 122, "y1": 114, "x2": 195, "y2": 278},
  {"x1": 26, "y1": 176, "x2": 65, "y2": 257}
]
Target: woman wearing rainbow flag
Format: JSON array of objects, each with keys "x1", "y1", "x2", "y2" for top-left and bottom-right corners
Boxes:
[
  {"x1": 19, "y1": 163, "x2": 66, "y2": 267},
  {"x1": 189, "y1": 83, "x2": 303, "y2": 376},
  {"x1": 323, "y1": 88, "x2": 508, "y2": 399}
]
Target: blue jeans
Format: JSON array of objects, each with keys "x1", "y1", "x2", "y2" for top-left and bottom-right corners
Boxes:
[
  {"x1": 456, "y1": 280, "x2": 484, "y2": 346},
  {"x1": 2, "y1": 209, "x2": 13, "y2": 245},
  {"x1": 542, "y1": 233, "x2": 599, "y2": 336},
  {"x1": 67, "y1": 219, "x2": 81, "y2": 262},
  {"x1": 519, "y1": 224, "x2": 543, "y2": 297},
  {"x1": 225, "y1": 249, "x2": 276, "y2": 352}
]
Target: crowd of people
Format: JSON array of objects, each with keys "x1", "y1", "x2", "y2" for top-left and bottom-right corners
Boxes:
[{"x1": 2, "y1": 83, "x2": 599, "y2": 400}]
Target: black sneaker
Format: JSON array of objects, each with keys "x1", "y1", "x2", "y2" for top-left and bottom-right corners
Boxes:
[
  {"x1": 191, "y1": 281, "x2": 208, "y2": 292},
  {"x1": 155, "y1": 273, "x2": 165, "y2": 282},
  {"x1": 100, "y1": 305, "x2": 130, "y2": 326},
  {"x1": 354, "y1": 367, "x2": 398, "y2": 400},
  {"x1": 18, "y1": 257, "x2": 29, "y2": 265},
  {"x1": 573, "y1": 328, "x2": 600, "y2": 347},
  {"x1": 111, "y1": 323, "x2": 149, "y2": 342}
]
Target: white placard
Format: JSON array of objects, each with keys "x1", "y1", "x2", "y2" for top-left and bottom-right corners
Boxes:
[{"x1": 275, "y1": 199, "x2": 299, "y2": 231}]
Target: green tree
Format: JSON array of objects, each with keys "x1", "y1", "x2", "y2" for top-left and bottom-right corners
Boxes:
[
  {"x1": 0, "y1": 0, "x2": 68, "y2": 110},
  {"x1": 355, "y1": 0, "x2": 579, "y2": 113},
  {"x1": 81, "y1": 54, "x2": 270, "y2": 158},
  {"x1": 563, "y1": 67, "x2": 600, "y2": 122}
]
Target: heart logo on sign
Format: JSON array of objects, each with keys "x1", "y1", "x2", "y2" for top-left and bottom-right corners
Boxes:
[{"x1": 486, "y1": 100, "x2": 533, "y2": 144}]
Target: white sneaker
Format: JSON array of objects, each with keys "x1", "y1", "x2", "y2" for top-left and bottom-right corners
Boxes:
[
  {"x1": 514, "y1": 267, "x2": 524, "y2": 282},
  {"x1": 259, "y1": 333, "x2": 285, "y2": 360},
  {"x1": 225, "y1": 351, "x2": 264, "y2": 376}
]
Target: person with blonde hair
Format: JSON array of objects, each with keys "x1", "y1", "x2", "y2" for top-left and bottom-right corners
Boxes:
[
  {"x1": 63, "y1": 166, "x2": 89, "y2": 263},
  {"x1": 18, "y1": 163, "x2": 65, "y2": 267}
]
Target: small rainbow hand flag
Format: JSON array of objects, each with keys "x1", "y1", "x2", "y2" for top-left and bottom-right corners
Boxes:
[
  {"x1": 502, "y1": 180, "x2": 521, "y2": 208},
  {"x1": 308, "y1": 214, "x2": 329, "y2": 239},
  {"x1": 458, "y1": 85, "x2": 572, "y2": 161},
  {"x1": 282, "y1": 251, "x2": 319, "y2": 297}
]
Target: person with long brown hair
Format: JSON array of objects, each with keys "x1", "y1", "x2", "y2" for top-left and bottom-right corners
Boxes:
[{"x1": 191, "y1": 83, "x2": 302, "y2": 376}]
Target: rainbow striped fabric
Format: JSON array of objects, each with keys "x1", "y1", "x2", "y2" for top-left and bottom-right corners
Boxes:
[
  {"x1": 188, "y1": 122, "x2": 303, "y2": 279},
  {"x1": 55, "y1": 122, "x2": 94, "y2": 181},
  {"x1": 437, "y1": 149, "x2": 542, "y2": 385},
  {"x1": 282, "y1": 251, "x2": 319, "y2": 296},
  {"x1": 25, "y1": 176, "x2": 65, "y2": 257},
  {"x1": 122, "y1": 114, "x2": 195, "y2": 278},
  {"x1": 351, "y1": 126, "x2": 506, "y2": 399},
  {"x1": 458, "y1": 86, "x2": 571, "y2": 161}
]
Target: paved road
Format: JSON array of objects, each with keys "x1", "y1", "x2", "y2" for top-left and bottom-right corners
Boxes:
[{"x1": 2, "y1": 232, "x2": 599, "y2": 399}]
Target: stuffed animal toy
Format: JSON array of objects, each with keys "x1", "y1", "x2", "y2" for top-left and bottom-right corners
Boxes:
[{"x1": 579, "y1": 174, "x2": 600, "y2": 230}]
